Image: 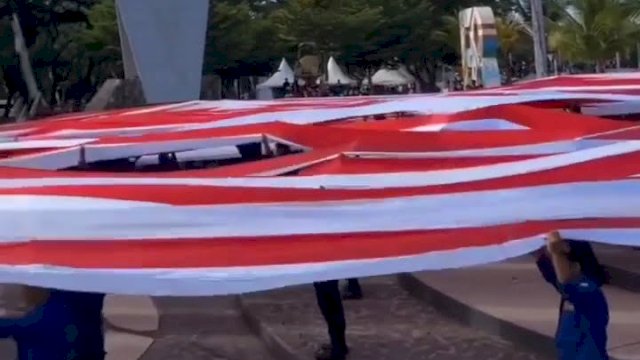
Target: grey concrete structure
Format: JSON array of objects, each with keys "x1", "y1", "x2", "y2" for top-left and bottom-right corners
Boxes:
[{"x1": 115, "y1": 0, "x2": 209, "y2": 104}]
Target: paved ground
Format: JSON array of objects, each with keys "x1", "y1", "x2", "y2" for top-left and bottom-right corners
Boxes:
[
  {"x1": 0, "y1": 290, "x2": 275, "y2": 360},
  {"x1": 410, "y1": 257, "x2": 640, "y2": 360},
  {"x1": 241, "y1": 276, "x2": 546, "y2": 360},
  {"x1": 139, "y1": 297, "x2": 275, "y2": 360}
]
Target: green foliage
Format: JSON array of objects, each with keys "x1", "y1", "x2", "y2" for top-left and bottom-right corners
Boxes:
[
  {"x1": 548, "y1": 0, "x2": 640, "y2": 70},
  {"x1": 0, "y1": 0, "x2": 105, "y2": 106},
  {"x1": 2, "y1": 0, "x2": 638, "y2": 108},
  {"x1": 204, "y1": 0, "x2": 284, "y2": 78}
]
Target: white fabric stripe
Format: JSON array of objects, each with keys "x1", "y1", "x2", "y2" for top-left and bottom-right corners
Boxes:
[
  {"x1": 345, "y1": 139, "x2": 613, "y2": 158},
  {"x1": 175, "y1": 92, "x2": 640, "y2": 131},
  {"x1": 0, "y1": 129, "x2": 33, "y2": 139},
  {"x1": 522, "y1": 85, "x2": 640, "y2": 91},
  {"x1": 121, "y1": 101, "x2": 201, "y2": 115},
  {"x1": 0, "y1": 140, "x2": 634, "y2": 189},
  {"x1": 252, "y1": 154, "x2": 339, "y2": 176},
  {"x1": 16, "y1": 92, "x2": 640, "y2": 140},
  {"x1": 0, "y1": 236, "x2": 545, "y2": 295},
  {"x1": 0, "y1": 228, "x2": 636, "y2": 295},
  {"x1": 406, "y1": 118, "x2": 530, "y2": 132},
  {"x1": 1, "y1": 180, "x2": 640, "y2": 241},
  {"x1": 0, "y1": 148, "x2": 81, "y2": 170},
  {"x1": 584, "y1": 124, "x2": 640, "y2": 139},
  {"x1": 440, "y1": 119, "x2": 529, "y2": 131},
  {"x1": 0, "y1": 139, "x2": 94, "y2": 150},
  {"x1": 39, "y1": 123, "x2": 195, "y2": 140}
]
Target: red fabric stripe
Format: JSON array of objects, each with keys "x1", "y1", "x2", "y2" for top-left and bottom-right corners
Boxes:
[
  {"x1": 327, "y1": 104, "x2": 626, "y2": 135},
  {"x1": 0, "y1": 218, "x2": 637, "y2": 268},
  {"x1": 595, "y1": 126, "x2": 640, "y2": 140},
  {"x1": 2, "y1": 149, "x2": 639, "y2": 205},
  {"x1": 298, "y1": 155, "x2": 539, "y2": 175}
]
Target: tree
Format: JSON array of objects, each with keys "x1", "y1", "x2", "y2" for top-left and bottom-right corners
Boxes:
[
  {"x1": 0, "y1": 0, "x2": 103, "y2": 116},
  {"x1": 204, "y1": 0, "x2": 283, "y2": 80},
  {"x1": 548, "y1": 0, "x2": 640, "y2": 72},
  {"x1": 270, "y1": 0, "x2": 383, "y2": 63},
  {"x1": 64, "y1": 0, "x2": 121, "y2": 106},
  {"x1": 496, "y1": 16, "x2": 531, "y2": 81},
  {"x1": 272, "y1": 0, "x2": 466, "y2": 90}
]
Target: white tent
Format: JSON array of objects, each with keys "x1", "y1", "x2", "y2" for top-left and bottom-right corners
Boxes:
[
  {"x1": 396, "y1": 64, "x2": 416, "y2": 83},
  {"x1": 257, "y1": 58, "x2": 294, "y2": 89},
  {"x1": 368, "y1": 66, "x2": 415, "y2": 87},
  {"x1": 326, "y1": 57, "x2": 356, "y2": 85}
]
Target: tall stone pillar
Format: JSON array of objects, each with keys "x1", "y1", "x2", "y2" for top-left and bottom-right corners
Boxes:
[{"x1": 115, "y1": 0, "x2": 209, "y2": 104}]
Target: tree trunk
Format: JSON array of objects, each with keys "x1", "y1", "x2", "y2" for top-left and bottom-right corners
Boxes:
[
  {"x1": 11, "y1": 13, "x2": 43, "y2": 121},
  {"x1": 595, "y1": 61, "x2": 603, "y2": 73},
  {"x1": 506, "y1": 52, "x2": 514, "y2": 84},
  {"x1": 530, "y1": 0, "x2": 548, "y2": 78}
]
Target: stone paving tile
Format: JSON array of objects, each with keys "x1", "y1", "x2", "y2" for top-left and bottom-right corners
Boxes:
[
  {"x1": 241, "y1": 276, "x2": 548, "y2": 360},
  {"x1": 140, "y1": 296, "x2": 275, "y2": 360},
  {"x1": 105, "y1": 330, "x2": 154, "y2": 360}
]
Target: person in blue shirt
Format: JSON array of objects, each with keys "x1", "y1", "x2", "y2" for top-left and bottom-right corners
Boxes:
[
  {"x1": 0, "y1": 286, "x2": 105, "y2": 360},
  {"x1": 535, "y1": 231, "x2": 609, "y2": 360}
]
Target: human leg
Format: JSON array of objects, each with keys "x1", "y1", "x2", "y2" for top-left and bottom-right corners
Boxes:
[
  {"x1": 555, "y1": 311, "x2": 580, "y2": 360},
  {"x1": 342, "y1": 279, "x2": 362, "y2": 300},
  {"x1": 313, "y1": 281, "x2": 348, "y2": 360}
]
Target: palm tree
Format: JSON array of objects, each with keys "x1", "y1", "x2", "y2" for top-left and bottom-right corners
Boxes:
[
  {"x1": 547, "y1": 0, "x2": 640, "y2": 72},
  {"x1": 496, "y1": 16, "x2": 530, "y2": 82}
]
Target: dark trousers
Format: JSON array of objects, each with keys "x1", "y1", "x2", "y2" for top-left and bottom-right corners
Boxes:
[
  {"x1": 313, "y1": 280, "x2": 348, "y2": 352},
  {"x1": 345, "y1": 278, "x2": 362, "y2": 295}
]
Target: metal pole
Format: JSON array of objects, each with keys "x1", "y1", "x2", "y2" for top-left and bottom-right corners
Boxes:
[{"x1": 530, "y1": 0, "x2": 548, "y2": 78}]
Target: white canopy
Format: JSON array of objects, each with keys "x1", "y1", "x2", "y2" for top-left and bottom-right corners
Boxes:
[
  {"x1": 257, "y1": 58, "x2": 294, "y2": 89},
  {"x1": 368, "y1": 66, "x2": 415, "y2": 86},
  {"x1": 326, "y1": 57, "x2": 356, "y2": 85},
  {"x1": 396, "y1": 65, "x2": 416, "y2": 83}
]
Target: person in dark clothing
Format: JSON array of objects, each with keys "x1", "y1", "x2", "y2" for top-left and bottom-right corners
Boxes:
[
  {"x1": 274, "y1": 143, "x2": 293, "y2": 157},
  {"x1": 342, "y1": 279, "x2": 362, "y2": 300},
  {"x1": 59, "y1": 290, "x2": 106, "y2": 359},
  {"x1": 282, "y1": 78, "x2": 291, "y2": 95},
  {"x1": 0, "y1": 287, "x2": 105, "y2": 360},
  {"x1": 535, "y1": 231, "x2": 609, "y2": 360},
  {"x1": 313, "y1": 280, "x2": 349, "y2": 360}
]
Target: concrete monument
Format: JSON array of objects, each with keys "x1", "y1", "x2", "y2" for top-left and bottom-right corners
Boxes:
[
  {"x1": 115, "y1": 0, "x2": 209, "y2": 104},
  {"x1": 459, "y1": 7, "x2": 501, "y2": 89}
]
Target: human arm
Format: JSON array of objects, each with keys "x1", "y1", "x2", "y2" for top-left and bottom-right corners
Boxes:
[{"x1": 546, "y1": 231, "x2": 581, "y2": 284}]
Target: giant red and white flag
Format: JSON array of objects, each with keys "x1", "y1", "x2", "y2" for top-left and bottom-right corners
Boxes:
[{"x1": 0, "y1": 74, "x2": 640, "y2": 295}]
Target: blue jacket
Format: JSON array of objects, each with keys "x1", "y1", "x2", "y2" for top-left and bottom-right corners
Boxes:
[
  {"x1": 536, "y1": 255, "x2": 609, "y2": 359},
  {"x1": 0, "y1": 290, "x2": 105, "y2": 360}
]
